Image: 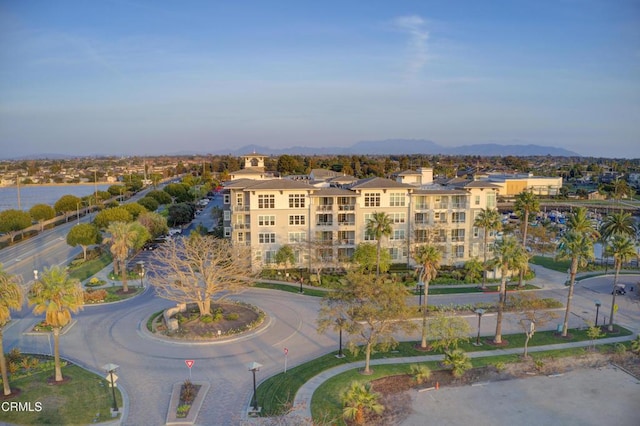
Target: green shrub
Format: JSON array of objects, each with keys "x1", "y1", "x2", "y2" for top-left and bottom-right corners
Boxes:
[
  {"x1": 200, "y1": 315, "x2": 213, "y2": 324},
  {"x1": 442, "y1": 349, "x2": 472, "y2": 378},
  {"x1": 176, "y1": 404, "x2": 191, "y2": 418},
  {"x1": 410, "y1": 364, "x2": 431, "y2": 384},
  {"x1": 224, "y1": 313, "x2": 239, "y2": 321}
]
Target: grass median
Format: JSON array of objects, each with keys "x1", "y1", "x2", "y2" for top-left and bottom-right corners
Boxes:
[{"x1": 257, "y1": 325, "x2": 632, "y2": 417}]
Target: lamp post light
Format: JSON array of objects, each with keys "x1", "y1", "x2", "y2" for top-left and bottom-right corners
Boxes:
[
  {"x1": 33, "y1": 269, "x2": 38, "y2": 281},
  {"x1": 137, "y1": 261, "x2": 145, "y2": 288},
  {"x1": 595, "y1": 300, "x2": 601, "y2": 327},
  {"x1": 102, "y1": 363, "x2": 119, "y2": 415},
  {"x1": 474, "y1": 308, "x2": 485, "y2": 346},
  {"x1": 416, "y1": 281, "x2": 424, "y2": 311},
  {"x1": 248, "y1": 362, "x2": 262, "y2": 413}
]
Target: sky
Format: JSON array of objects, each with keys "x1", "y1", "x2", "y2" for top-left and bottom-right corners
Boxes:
[{"x1": 1, "y1": 0, "x2": 638, "y2": 159}]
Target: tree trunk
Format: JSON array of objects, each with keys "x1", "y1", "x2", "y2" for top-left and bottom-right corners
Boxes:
[
  {"x1": 523, "y1": 334, "x2": 531, "y2": 358},
  {"x1": 608, "y1": 263, "x2": 620, "y2": 332},
  {"x1": 482, "y1": 232, "x2": 488, "y2": 288},
  {"x1": 53, "y1": 328, "x2": 63, "y2": 382},
  {"x1": 121, "y1": 258, "x2": 129, "y2": 293},
  {"x1": 493, "y1": 272, "x2": 508, "y2": 344},
  {"x1": 420, "y1": 278, "x2": 430, "y2": 348},
  {"x1": 364, "y1": 342, "x2": 372, "y2": 374},
  {"x1": 519, "y1": 211, "x2": 529, "y2": 287},
  {"x1": 375, "y1": 240, "x2": 381, "y2": 277},
  {"x1": 82, "y1": 245, "x2": 88, "y2": 261},
  {"x1": 1, "y1": 331, "x2": 11, "y2": 396},
  {"x1": 562, "y1": 260, "x2": 578, "y2": 337}
]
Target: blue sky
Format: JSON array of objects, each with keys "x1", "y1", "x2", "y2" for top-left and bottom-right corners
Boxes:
[{"x1": 1, "y1": 0, "x2": 638, "y2": 158}]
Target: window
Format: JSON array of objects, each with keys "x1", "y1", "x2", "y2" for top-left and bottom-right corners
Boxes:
[
  {"x1": 389, "y1": 192, "x2": 405, "y2": 207},
  {"x1": 452, "y1": 195, "x2": 466, "y2": 209},
  {"x1": 223, "y1": 210, "x2": 230, "y2": 221},
  {"x1": 391, "y1": 229, "x2": 405, "y2": 240},
  {"x1": 473, "y1": 227, "x2": 480, "y2": 238},
  {"x1": 388, "y1": 247, "x2": 408, "y2": 260},
  {"x1": 487, "y1": 193, "x2": 496, "y2": 209},
  {"x1": 455, "y1": 245, "x2": 465, "y2": 258},
  {"x1": 474, "y1": 195, "x2": 480, "y2": 206},
  {"x1": 452, "y1": 212, "x2": 466, "y2": 223},
  {"x1": 289, "y1": 193, "x2": 306, "y2": 208},
  {"x1": 258, "y1": 215, "x2": 275, "y2": 226},
  {"x1": 472, "y1": 243, "x2": 479, "y2": 257},
  {"x1": 364, "y1": 230, "x2": 375, "y2": 241},
  {"x1": 451, "y1": 229, "x2": 465, "y2": 242},
  {"x1": 224, "y1": 227, "x2": 231, "y2": 237},
  {"x1": 364, "y1": 192, "x2": 380, "y2": 207},
  {"x1": 390, "y1": 212, "x2": 406, "y2": 224},
  {"x1": 434, "y1": 212, "x2": 447, "y2": 223},
  {"x1": 264, "y1": 250, "x2": 277, "y2": 264},
  {"x1": 289, "y1": 215, "x2": 306, "y2": 225},
  {"x1": 258, "y1": 233, "x2": 276, "y2": 244},
  {"x1": 317, "y1": 214, "x2": 333, "y2": 226},
  {"x1": 415, "y1": 213, "x2": 428, "y2": 224},
  {"x1": 288, "y1": 232, "x2": 306, "y2": 243},
  {"x1": 223, "y1": 194, "x2": 230, "y2": 204},
  {"x1": 258, "y1": 194, "x2": 275, "y2": 209},
  {"x1": 237, "y1": 232, "x2": 244, "y2": 242},
  {"x1": 236, "y1": 193, "x2": 244, "y2": 206}
]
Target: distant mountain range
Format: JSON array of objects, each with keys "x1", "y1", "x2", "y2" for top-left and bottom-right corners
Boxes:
[
  {"x1": 215, "y1": 139, "x2": 581, "y2": 157},
  {"x1": 3, "y1": 140, "x2": 581, "y2": 160}
]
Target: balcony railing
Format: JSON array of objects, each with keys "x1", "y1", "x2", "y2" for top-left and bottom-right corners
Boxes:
[
  {"x1": 338, "y1": 221, "x2": 355, "y2": 226},
  {"x1": 316, "y1": 222, "x2": 334, "y2": 227},
  {"x1": 233, "y1": 223, "x2": 251, "y2": 229},
  {"x1": 338, "y1": 204, "x2": 355, "y2": 211},
  {"x1": 338, "y1": 239, "x2": 355, "y2": 245},
  {"x1": 451, "y1": 203, "x2": 466, "y2": 209},
  {"x1": 316, "y1": 205, "x2": 333, "y2": 211},
  {"x1": 414, "y1": 203, "x2": 429, "y2": 210},
  {"x1": 232, "y1": 205, "x2": 250, "y2": 211},
  {"x1": 451, "y1": 236, "x2": 465, "y2": 242}
]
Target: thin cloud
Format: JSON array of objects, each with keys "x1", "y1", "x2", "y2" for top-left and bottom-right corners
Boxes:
[{"x1": 394, "y1": 15, "x2": 429, "y2": 80}]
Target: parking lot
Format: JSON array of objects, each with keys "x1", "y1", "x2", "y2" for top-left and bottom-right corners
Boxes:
[{"x1": 403, "y1": 365, "x2": 639, "y2": 426}]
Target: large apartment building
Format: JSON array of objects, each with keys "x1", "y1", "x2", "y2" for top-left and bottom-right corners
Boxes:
[{"x1": 222, "y1": 156, "x2": 500, "y2": 271}]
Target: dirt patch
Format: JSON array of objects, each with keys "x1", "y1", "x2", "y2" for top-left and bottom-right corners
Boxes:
[
  {"x1": 158, "y1": 302, "x2": 264, "y2": 340},
  {"x1": 356, "y1": 351, "x2": 640, "y2": 426}
]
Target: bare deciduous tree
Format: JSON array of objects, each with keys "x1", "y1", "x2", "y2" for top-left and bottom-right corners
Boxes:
[{"x1": 149, "y1": 235, "x2": 255, "y2": 317}]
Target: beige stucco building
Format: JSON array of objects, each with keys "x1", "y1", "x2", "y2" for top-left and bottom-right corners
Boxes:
[{"x1": 222, "y1": 158, "x2": 501, "y2": 271}]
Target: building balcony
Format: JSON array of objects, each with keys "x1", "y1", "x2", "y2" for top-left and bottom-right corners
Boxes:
[
  {"x1": 414, "y1": 204, "x2": 429, "y2": 210},
  {"x1": 233, "y1": 223, "x2": 251, "y2": 229},
  {"x1": 316, "y1": 205, "x2": 333, "y2": 211},
  {"x1": 338, "y1": 239, "x2": 355, "y2": 245},
  {"x1": 232, "y1": 205, "x2": 250, "y2": 212},
  {"x1": 338, "y1": 204, "x2": 355, "y2": 211},
  {"x1": 338, "y1": 221, "x2": 355, "y2": 226},
  {"x1": 316, "y1": 222, "x2": 334, "y2": 227}
]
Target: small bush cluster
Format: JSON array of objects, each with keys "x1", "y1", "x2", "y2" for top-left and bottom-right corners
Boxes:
[
  {"x1": 84, "y1": 289, "x2": 108, "y2": 303},
  {"x1": 85, "y1": 277, "x2": 106, "y2": 287},
  {"x1": 176, "y1": 404, "x2": 191, "y2": 418}
]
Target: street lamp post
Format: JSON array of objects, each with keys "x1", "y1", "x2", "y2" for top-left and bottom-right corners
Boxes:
[
  {"x1": 137, "y1": 261, "x2": 145, "y2": 288},
  {"x1": 102, "y1": 363, "x2": 119, "y2": 415},
  {"x1": 595, "y1": 300, "x2": 601, "y2": 327},
  {"x1": 474, "y1": 308, "x2": 485, "y2": 346},
  {"x1": 336, "y1": 317, "x2": 346, "y2": 358},
  {"x1": 416, "y1": 281, "x2": 424, "y2": 311},
  {"x1": 248, "y1": 362, "x2": 262, "y2": 413}
]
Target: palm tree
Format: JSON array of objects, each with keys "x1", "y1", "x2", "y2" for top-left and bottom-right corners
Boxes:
[
  {"x1": 365, "y1": 212, "x2": 393, "y2": 276},
  {"x1": 491, "y1": 236, "x2": 528, "y2": 344},
  {"x1": 105, "y1": 221, "x2": 139, "y2": 292},
  {"x1": 514, "y1": 191, "x2": 539, "y2": 286},
  {"x1": 600, "y1": 212, "x2": 637, "y2": 242},
  {"x1": 606, "y1": 235, "x2": 637, "y2": 332},
  {"x1": 566, "y1": 207, "x2": 600, "y2": 240},
  {"x1": 473, "y1": 208, "x2": 502, "y2": 288},
  {"x1": 556, "y1": 230, "x2": 594, "y2": 337},
  {"x1": 341, "y1": 381, "x2": 384, "y2": 425},
  {"x1": 0, "y1": 264, "x2": 23, "y2": 396},
  {"x1": 28, "y1": 266, "x2": 84, "y2": 382},
  {"x1": 413, "y1": 244, "x2": 442, "y2": 349}
]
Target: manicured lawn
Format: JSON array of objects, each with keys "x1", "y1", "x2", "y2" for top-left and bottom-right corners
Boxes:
[
  {"x1": 68, "y1": 251, "x2": 113, "y2": 281},
  {"x1": 257, "y1": 325, "x2": 632, "y2": 417},
  {"x1": 530, "y1": 255, "x2": 571, "y2": 272},
  {"x1": 1, "y1": 363, "x2": 123, "y2": 425},
  {"x1": 254, "y1": 282, "x2": 328, "y2": 297}
]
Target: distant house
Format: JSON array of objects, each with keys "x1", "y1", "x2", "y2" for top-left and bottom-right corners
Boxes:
[{"x1": 588, "y1": 190, "x2": 606, "y2": 200}]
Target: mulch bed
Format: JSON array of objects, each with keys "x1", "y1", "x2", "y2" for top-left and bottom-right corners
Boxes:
[{"x1": 162, "y1": 303, "x2": 261, "y2": 339}]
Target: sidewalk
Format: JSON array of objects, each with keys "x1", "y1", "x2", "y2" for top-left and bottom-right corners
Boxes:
[{"x1": 290, "y1": 334, "x2": 635, "y2": 420}]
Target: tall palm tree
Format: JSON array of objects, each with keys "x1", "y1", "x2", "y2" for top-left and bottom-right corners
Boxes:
[
  {"x1": 491, "y1": 235, "x2": 528, "y2": 344},
  {"x1": 365, "y1": 212, "x2": 393, "y2": 276},
  {"x1": 514, "y1": 191, "x2": 539, "y2": 286},
  {"x1": 473, "y1": 208, "x2": 502, "y2": 288},
  {"x1": 566, "y1": 207, "x2": 600, "y2": 241},
  {"x1": 0, "y1": 264, "x2": 23, "y2": 396},
  {"x1": 600, "y1": 212, "x2": 637, "y2": 242},
  {"x1": 606, "y1": 235, "x2": 637, "y2": 332},
  {"x1": 28, "y1": 266, "x2": 84, "y2": 382},
  {"x1": 105, "y1": 221, "x2": 139, "y2": 292},
  {"x1": 556, "y1": 230, "x2": 594, "y2": 337},
  {"x1": 413, "y1": 244, "x2": 441, "y2": 349}
]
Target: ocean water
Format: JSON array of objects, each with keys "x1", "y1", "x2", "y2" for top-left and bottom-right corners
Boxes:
[{"x1": 0, "y1": 184, "x2": 112, "y2": 212}]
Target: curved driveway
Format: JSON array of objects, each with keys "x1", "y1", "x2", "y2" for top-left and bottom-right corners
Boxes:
[{"x1": 4, "y1": 270, "x2": 639, "y2": 425}]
